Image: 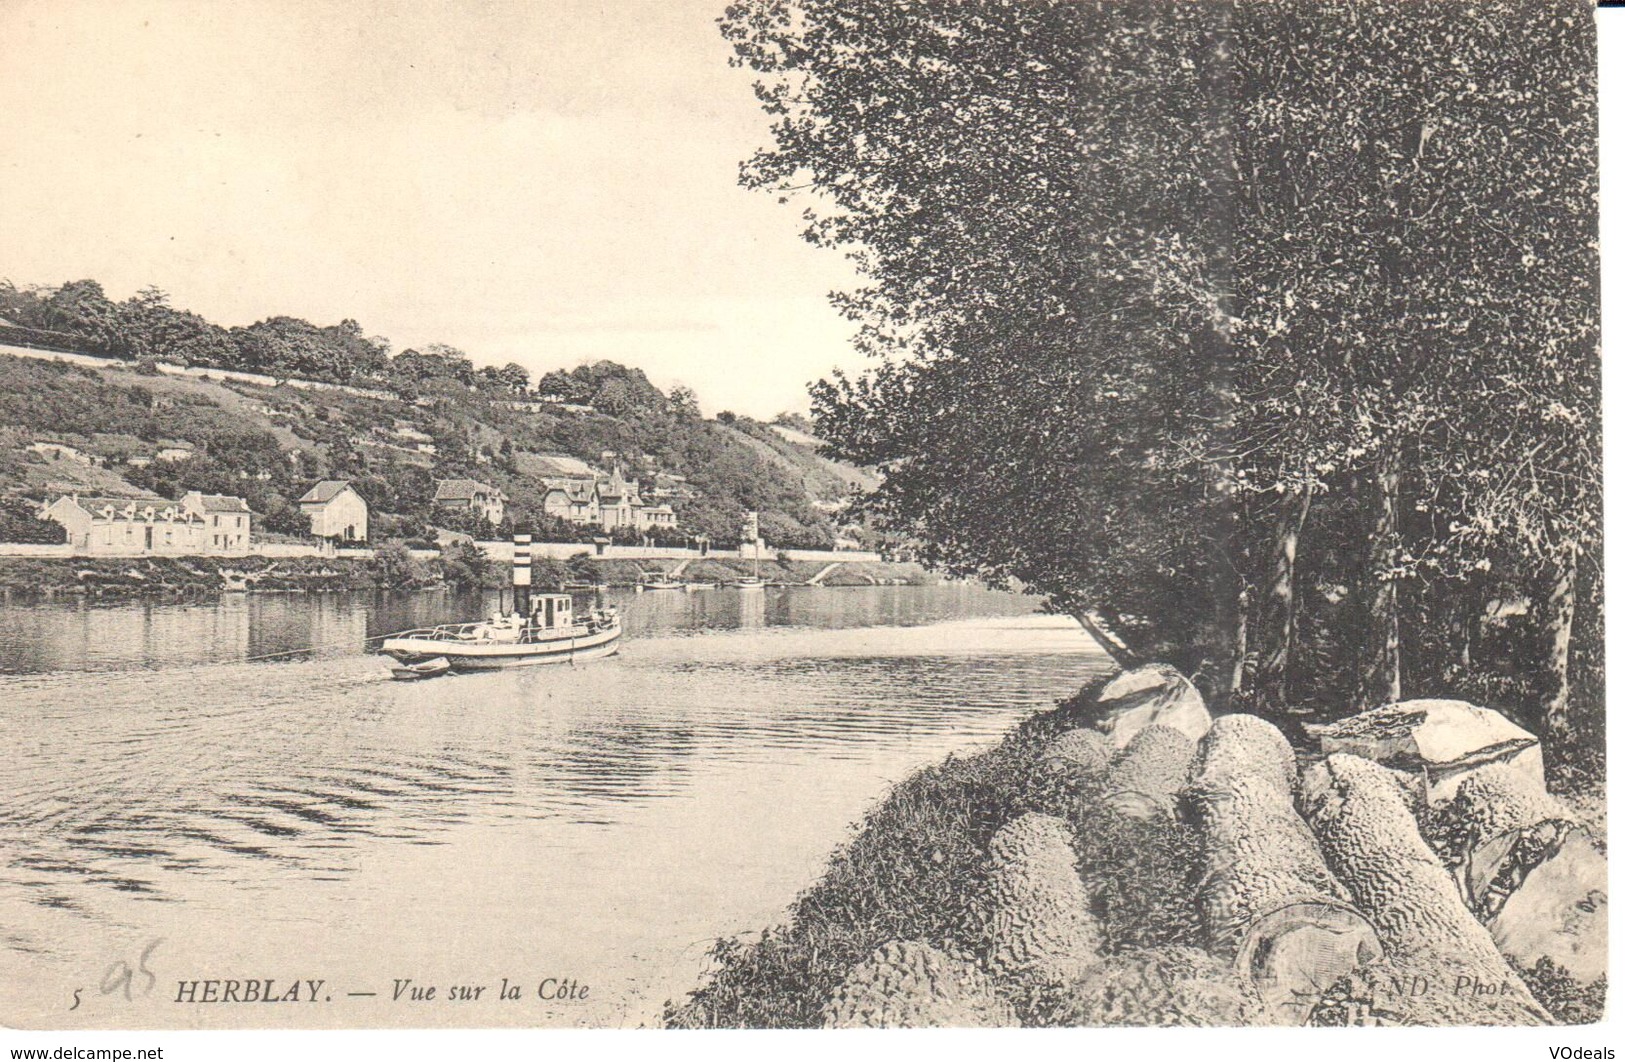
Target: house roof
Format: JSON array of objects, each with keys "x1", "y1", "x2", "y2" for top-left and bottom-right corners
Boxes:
[
  {"x1": 434, "y1": 478, "x2": 505, "y2": 502},
  {"x1": 60, "y1": 496, "x2": 197, "y2": 523},
  {"x1": 299, "y1": 480, "x2": 355, "y2": 505},
  {"x1": 189, "y1": 493, "x2": 251, "y2": 513},
  {"x1": 543, "y1": 477, "x2": 597, "y2": 503}
]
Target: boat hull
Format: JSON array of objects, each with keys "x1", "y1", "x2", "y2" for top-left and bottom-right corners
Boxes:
[
  {"x1": 391, "y1": 656, "x2": 452, "y2": 680},
  {"x1": 381, "y1": 626, "x2": 622, "y2": 670}
]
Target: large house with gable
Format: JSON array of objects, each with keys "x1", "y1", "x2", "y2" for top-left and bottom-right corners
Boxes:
[
  {"x1": 298, "y1": 480, "x2": 369, "y2": 542},
  {"x1": 539, "y1": 466, "x2": 676, "y2": 532},
  {"x1": 180, "y1": 492, "x2": 252, "y2": 553},
  {"x1": 434, "y1": 478, "x2": 507, "y2": 525},
  {"x1": 41, "y1": 493, "x2": 253, "y2": 555}
]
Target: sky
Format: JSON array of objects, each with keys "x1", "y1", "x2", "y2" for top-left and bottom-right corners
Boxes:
[{"x1": 0, "y1": 0, "x2": 866, "y2": 417}]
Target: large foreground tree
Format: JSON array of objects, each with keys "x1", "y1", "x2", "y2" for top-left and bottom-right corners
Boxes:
[{"x1": 726, "y1": 0, "x2": 1600, "y2": 732}]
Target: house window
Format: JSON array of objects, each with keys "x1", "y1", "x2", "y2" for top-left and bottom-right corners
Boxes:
[{"x1": 213, "y1": 515, "x2": 220, "y2": 527}]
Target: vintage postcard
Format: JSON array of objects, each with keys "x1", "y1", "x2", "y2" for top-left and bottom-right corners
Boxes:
[{"x1": 0, "y1": 0, "x2": 1606, "y2": 1048}]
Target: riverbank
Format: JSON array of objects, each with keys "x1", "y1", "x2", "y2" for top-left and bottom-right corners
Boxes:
[
  {"x1": 0, "y1": 552, "x2": 937, "y2": 598},
  {"x1": 664, "y1": 669, "x2": 1606, "y2": 1029},
  {"x1": 0, "y1": 554, "x2": 394, "y2": 597}
]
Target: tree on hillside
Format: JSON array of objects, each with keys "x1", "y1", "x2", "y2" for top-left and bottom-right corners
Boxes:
[
  {"x1": 231, "y1": 316, "x2": 375, "y2": 384},
  {"x1": 320, "y1": 319, "x2": 391, "y2": 380},
  {"x1": 118, "y1": 287, "x2": 241, "y2": 368},
  {"x1": 392, "y1": 344, "x2": 476, "y2": 393},
  {"x1": 38, "y1": 280, "x2": 128, "y2": 355},
  {"x1": 496, "y1": 362, "x2": 531, "y2": 394},
  {"x1": 669, "y1": 385, "x2": 701, "y2": 419}
]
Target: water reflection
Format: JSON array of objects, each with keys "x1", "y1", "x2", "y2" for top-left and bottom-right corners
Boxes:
[
  {"x1": 0, "y1": 587, "x2": 1112, "y2": 1028},
  {"x1": 0, "y1": 583, "x2": 1049, "y2": 675}
]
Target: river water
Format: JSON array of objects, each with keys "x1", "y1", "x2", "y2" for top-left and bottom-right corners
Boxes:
[{"x1": 0, "y1": 584, "x2": 1112, "y2": 1028}]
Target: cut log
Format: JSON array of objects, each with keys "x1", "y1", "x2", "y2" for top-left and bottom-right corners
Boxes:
[
  {"x1": 1233, "y1": 900, "x2": 1382, "y2": 1025},
  {"x1": 1103, "y1": 724, "x2": 1197, "y2": 820},
  {"x1": 1435, "y1": 764, "x2": 1581, "y2": 920},
  {"x1": 1040, "y1": 728, "x2": 1112, "y2": 779},
  {"x1": 1301, "y1": 755, "x2": 1550, "y2": 1025},
  {"x1": 1488, "y1": 835, "x2": 1607, "y2": 985},
  {"x1": 1309, "y1": 699, "x2": 1543, "y2": 803},
  {"x1": 822, "y1": 940, "x2": 1017, "y2": 1028},
  {"x1": 983, "y1": 813, "x2": 1100, "y2": 987},
  {"x1": 1188, "y1": 769, "x2": 1379, "y2": 1025},
  {"x1": 1189, "y1": 712, "x2": 1300, "y2": 795},
  {"x1": 1088, "y1": 663, "x2": 1211, "y2": 748}
]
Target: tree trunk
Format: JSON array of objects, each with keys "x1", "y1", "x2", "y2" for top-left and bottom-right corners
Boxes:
[
  {"x1": 1256, "y1": 485, "x2": 1312, "y2": 706},
  {"x1": 1540, "y1": 538, "x2": 1579, "y2": 742},
  {"x1": 1451, "y1": 585, "x2": 1477, "y2": 670},
  {"x1": 1200, "y1": 4, "x2": 1240, "y2": 704},
  {"x1": 1230, "y1": 586, "x2": 1250, "y2": 695},
  {"x1": 1355, "y1": 450, "x2": 1402, "y2": 711}
]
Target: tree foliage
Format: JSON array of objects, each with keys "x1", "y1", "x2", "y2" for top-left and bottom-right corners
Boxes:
[{"x1": 726, "y1": 0, "x2": 1600, "y2": 738}]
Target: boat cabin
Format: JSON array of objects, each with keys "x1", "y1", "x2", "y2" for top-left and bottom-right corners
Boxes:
[{"x1": 530, "y1": 593, "x2": 573, "y2": 631}]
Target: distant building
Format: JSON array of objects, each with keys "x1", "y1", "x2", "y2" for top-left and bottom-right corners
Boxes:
[
  {"x1": 26, "y1": 441, "x2": 97, "y2": 465},
  {"x1": 541, "y1": 477, "x2": 600, "y2": 524},
  {"x1": 155, "y1": 443, "x2": 196, "y2": 463},
  {"x1": 539, "y1": 467, "x2": 676, "y2": 532},
  {"x1": 298, "y1": 480, "x2": 369, "y2": 542},
  {"x1": 393, "y1": 425, "x2": 437, "y2": 454},
  {"x1": 41, "y1": 495, "x2": 207, "y2": 555},
  {"x1": 434, "y1": 478, "x2": 507, "y2": 525},
  {"x1": 637, "y1": 503, "x2": 677, "y2": 531},
  {"x1": 180, "y1": 492, "x2": 252, "y2": 553},
  {"x1": 650, "y1": 471, "x2": 697, "y2": 500}
]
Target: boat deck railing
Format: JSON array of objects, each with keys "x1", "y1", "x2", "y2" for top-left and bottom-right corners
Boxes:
[{"x1": 385, "y1": 612, "x2": 619, "y2": 645}]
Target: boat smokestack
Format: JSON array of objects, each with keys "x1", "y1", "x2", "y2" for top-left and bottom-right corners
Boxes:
[{"x1": 513, "y1": 532, "x2": 532, "y2": 616}]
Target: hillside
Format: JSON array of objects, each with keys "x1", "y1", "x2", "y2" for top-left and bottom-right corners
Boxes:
[{"x1": 0, "y1": 350, "x2": 875, "y2": 549}]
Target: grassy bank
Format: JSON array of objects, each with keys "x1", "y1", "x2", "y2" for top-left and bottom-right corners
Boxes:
[{"x1": 663, "y1": 681, "x2": 1206, "y2": 1028}]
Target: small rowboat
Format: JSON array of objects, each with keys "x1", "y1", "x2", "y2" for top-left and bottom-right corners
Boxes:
[{"x1": 391, "y1": 656, "x2": 451, "y2": 681}]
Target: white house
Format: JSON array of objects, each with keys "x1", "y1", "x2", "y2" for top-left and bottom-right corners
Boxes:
[
  {"x1": 297, "y1": 480, "x2": 369, "y2": 542},
  {"x1": 41, "y1": 495, "x2": 207, "y2": 555},
  {"x1": 180, "y1": 492, "x2": 252, "y2": 553}
]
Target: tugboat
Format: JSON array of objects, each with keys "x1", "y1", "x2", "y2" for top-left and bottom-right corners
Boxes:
[
  {"x1": 379, "y1": 534, "x2": 620, "y2": 673},
  {"x1": 381, "y1": 594, "x2": 621, "y2": 671}
]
